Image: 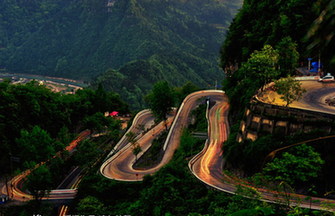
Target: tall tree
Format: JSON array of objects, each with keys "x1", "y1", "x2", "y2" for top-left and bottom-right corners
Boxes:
[
  {"x1": 145, "y1": 81, "x2": 175, "y2": 121},
  {"x1": 242, "y1": 45, "x2": 280, "y2": 90},
  {"x1": 276, "y1": 37, "x2": 300, "y2": 76},
  {"x1": 74, "y1": 139, "x2": 100, "y2": 168},
  {"x1": 25, "y1": 164, "x2": 53, "y2": 201},
  {"x1": 16, "y1": 125, "x2": 60, "y2": 163},
  {"x1": 274, "y1": 76, "x2": 306, "y2": 106}
]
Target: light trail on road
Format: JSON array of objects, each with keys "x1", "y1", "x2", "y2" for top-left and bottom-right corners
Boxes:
[
  {"x1": 103, "y1": 87, "x2": 335, "y2": 212},
  {"x1": 100, "y1": 90, "x2": 226, "y2": 181},
  {"x1": 1, "y1": 130, "x2": 90, "y2": 202}
]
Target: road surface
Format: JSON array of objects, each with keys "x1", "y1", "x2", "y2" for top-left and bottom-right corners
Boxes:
[
  {"x1": 1, "y1": 130, "x2": 90, "y2": 202},
  {"x1": 103, "y1": 87, "x2": 335, "y2": 211},
  {"x1": 100, "y1": 90, "x2": 226, "y2": 181},
  {"x1": 188, "y1": 88, "x2": 335, "y2": 211},
  {"x1": 259, "y1": 80, "x2": 335, "y2": 115}
]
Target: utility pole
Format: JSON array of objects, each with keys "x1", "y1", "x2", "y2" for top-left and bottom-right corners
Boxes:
[
  {"x1": 318, "y1": 53, "x2": 321, "y2": 73},
  {"x1": 308, "y1": 58, "x2": 312, "y2": 71}
]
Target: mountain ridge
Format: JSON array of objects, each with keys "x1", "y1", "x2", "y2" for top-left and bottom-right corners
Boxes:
[{"x1": 1, "y1": 0, "x2": 241, "y2": 109}]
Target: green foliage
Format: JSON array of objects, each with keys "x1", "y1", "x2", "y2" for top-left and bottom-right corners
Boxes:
[
  {"x1": 0, "y1": 81, "x2": 127, "y2": 175},
  {"x1": 145, "y1": 81, "x2": 175, "y2": 121},
  {"x1": 224, "y1": 130, "x2": 330, "y2": 177},
  {"x1": 307, "y1": 0, "x2": 335, "y2": 73},
  {"x1": 229, "y1": 207, "x2": 275, "y2": 216},
  {"x1": 132, "y1": 144, "x2": 142, "y2": 161},
  {"x1": 189, "y1": 104, "x2": 208, "y2": 132},
  {"x1": 73, "y1": 128, "x2": 283, "y2": 215},
  {"x1": 262, "y1": 144, "x2": 325, "y2": 186},
  {"x1": 221, "y1": 0, "x2": 318, "y2": 70},
  {"x1": 16, "y1": 125, "x2": 59, "y2": 164},
  {"x1": 174, "y1": 81, "x2": 200, "y2": 105},
  {"x1": 126, "y1": 131, "x2": 137, "y2": 144},
  {"x1": 274, "y1": 76, "x2": 306, "y2": 106},
  {"x1": 220, "y1": 0, "x2": 323, "y2": 123},
  {"x1": 276, "y1": 37, "x2": 300, "y2": 76},
  {"x1": 223, "y1": 45, "x2": 281, "y2": 119},
  {"x1": 134, "y1": 130, "x2": 167, "y2": 168},
  {"x1": 1, "y1": 0, "x2": 240, "y2": 109},
  {"x1": 224, "y1": 134, "x2": 280, "y2": 176},
  {"x1": 25, "y1": 165, "x2": 53, "y2": 200},
  {"x1": 73, "y1": 140, "x2": 100, "y2": 168},
  {"x1": 83, "y1": 112, "x2": 120, "y2": 133},
  {"x1": 76, "y1": 196, "x2": 107, "y2": 215},
  {"x1": 241, "y1": 45, "x2": 279, "y2": 88}
]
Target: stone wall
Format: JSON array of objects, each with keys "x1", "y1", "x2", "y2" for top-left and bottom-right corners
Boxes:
[{"x1": 237, "y1": 99, "x2": 335, "y2": 142}]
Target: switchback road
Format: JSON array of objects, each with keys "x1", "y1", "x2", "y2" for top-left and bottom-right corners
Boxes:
[
  {"x1": 1, "y1": 130, "x2": 90, "y2": 201},
  {"x1": 100, "y1": 90, "x2": 225, "y2": 181},
  {"x1": 102, "y1": 87, "x2": 335, "y2": 212}
]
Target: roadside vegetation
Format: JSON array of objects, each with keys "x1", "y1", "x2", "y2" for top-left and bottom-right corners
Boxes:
[
  {"x1": 72, "y1": 100, "x2": 330, "y2": 215},
  {"x1": 2, "y1": 0, "x2": 335, "y2": 215},
  {"x1": 0, "y1": 81, "x2": 127, "y2": 214},
  {"x1": 70, "y1": 105, "x2": 273, "y2": 215},
  {"x1": 133, "y1": 130, "x2": 167, "y2": 169},
  {"x1": 0, "y1": 81, "x2": 127, "y2": 176},
  {"x1": 1, "y1": 0, "x2": 241, "y2": 110},
  {"x1": 220, "y1": 0, "x2": 335, "y2": 207}
]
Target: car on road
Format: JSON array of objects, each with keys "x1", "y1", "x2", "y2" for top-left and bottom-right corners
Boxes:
[{"x1": 318, "y1": 73, "x2": 335, "y2": 82}]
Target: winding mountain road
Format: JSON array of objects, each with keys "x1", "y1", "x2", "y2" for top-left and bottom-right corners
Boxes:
[
  {"x1": 6, "y1": 81, "x2": 333, "y2": 209},
  {"x1": 1, "y1": 130, "x2": 90, "y2": 201},
  {"x1": 102, "y1": 85, "x2": 335, "y2": 212},
  {"x1": 100, "y1": 90, "x2": 225, "y2": 181}
]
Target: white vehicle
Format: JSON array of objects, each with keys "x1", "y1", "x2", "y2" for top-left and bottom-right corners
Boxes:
[{"x1": 318, "y1": 73, "x2": 335, "y2": 82}]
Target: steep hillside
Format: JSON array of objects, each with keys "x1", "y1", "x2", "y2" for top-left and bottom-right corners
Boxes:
[
  {"x1": 219, "y1": 0, "x2": 329, "y2": 120},
  {"x1": 1, "y1": 0, "x2": 241, "y2": 108},
  {"x1": 220, "y1": 0, "x2": 332, "y2": 72}
]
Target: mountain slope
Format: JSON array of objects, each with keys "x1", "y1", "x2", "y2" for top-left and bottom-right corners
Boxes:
[
  {"x1": 1, "y1": 0, "x2": 241, "y2": 108},
  {"x1": 220, "y1": 0, "x2": 320, "y2": 71}
]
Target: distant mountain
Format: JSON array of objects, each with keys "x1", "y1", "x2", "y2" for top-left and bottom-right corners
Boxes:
[{"x1": 0, "y1": 0, "x2": 241, "y2": 108}]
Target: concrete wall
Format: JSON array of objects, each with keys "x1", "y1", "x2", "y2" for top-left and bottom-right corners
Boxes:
[{"x1": 237, "y1": 99, "x2": 335, "y2": 142}]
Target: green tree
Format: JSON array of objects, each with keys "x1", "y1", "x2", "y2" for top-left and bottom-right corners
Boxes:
[
  {"x1": 242, "y1": 45, "x2": 280, "y2": 90},
  {"x1": 16, "y1": 126, "x2": 59, "y2": 163},
  {"x1": 76, "y1": 196, "x2": 107, "y2": 215},
  {"x1": 132, "y1": 144, "x2": 142, "y2": 162},
  {"x1": 126, "y1": 131, "x2": 137, "y2": 144},
  {"x1": 83, "y1": 112, "x2": 105, "y2": 133},
  {"x1": 126, "y1": 131, "x2": 142, "y2": 162},
  {"x1": 74, "y1": 140, "x2": 100, "y2": 168},
  {"x1": 274, "y1": 76, "x2": 306, "y2": 106},
  {"x1": 221, "y1": 0, "x2": 317, "y2": 73},
  {"x1": 276, "y1": 37, "x2": 300, "y2": 76},
  {"x1": 174, "y1": 81, "x2": 200, "y2": 105},
  {"x1": 262, "y1": 144, "x2": 324, "y2": 186},
  {"x1": 25, "y1": 165, "x2": 53, "y2": 201},
  {"x1": 145, "y1": 81, "x2": 175, "y2": 122}
]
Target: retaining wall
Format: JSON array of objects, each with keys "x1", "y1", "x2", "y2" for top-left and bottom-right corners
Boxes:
[{"x1": 237, "y1": 98, "x2": 335, "y2": 142}]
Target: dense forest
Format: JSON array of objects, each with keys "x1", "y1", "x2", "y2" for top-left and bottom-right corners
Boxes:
[
  {"x1": 220, "y1": 0, "x2": 335, "y2": 207},
  {"x1": 0, "y1": 0, "x2": 242, "y2": 109},
  {"x1": 220, "y1": 0, "x2": 334, "y2": 118},
  {"x1": 2, "y1": 0, "x2": 335, "y2": 215},
  {"x1": 0, "y1": 80, "x2": 128, "y2": 177}
]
